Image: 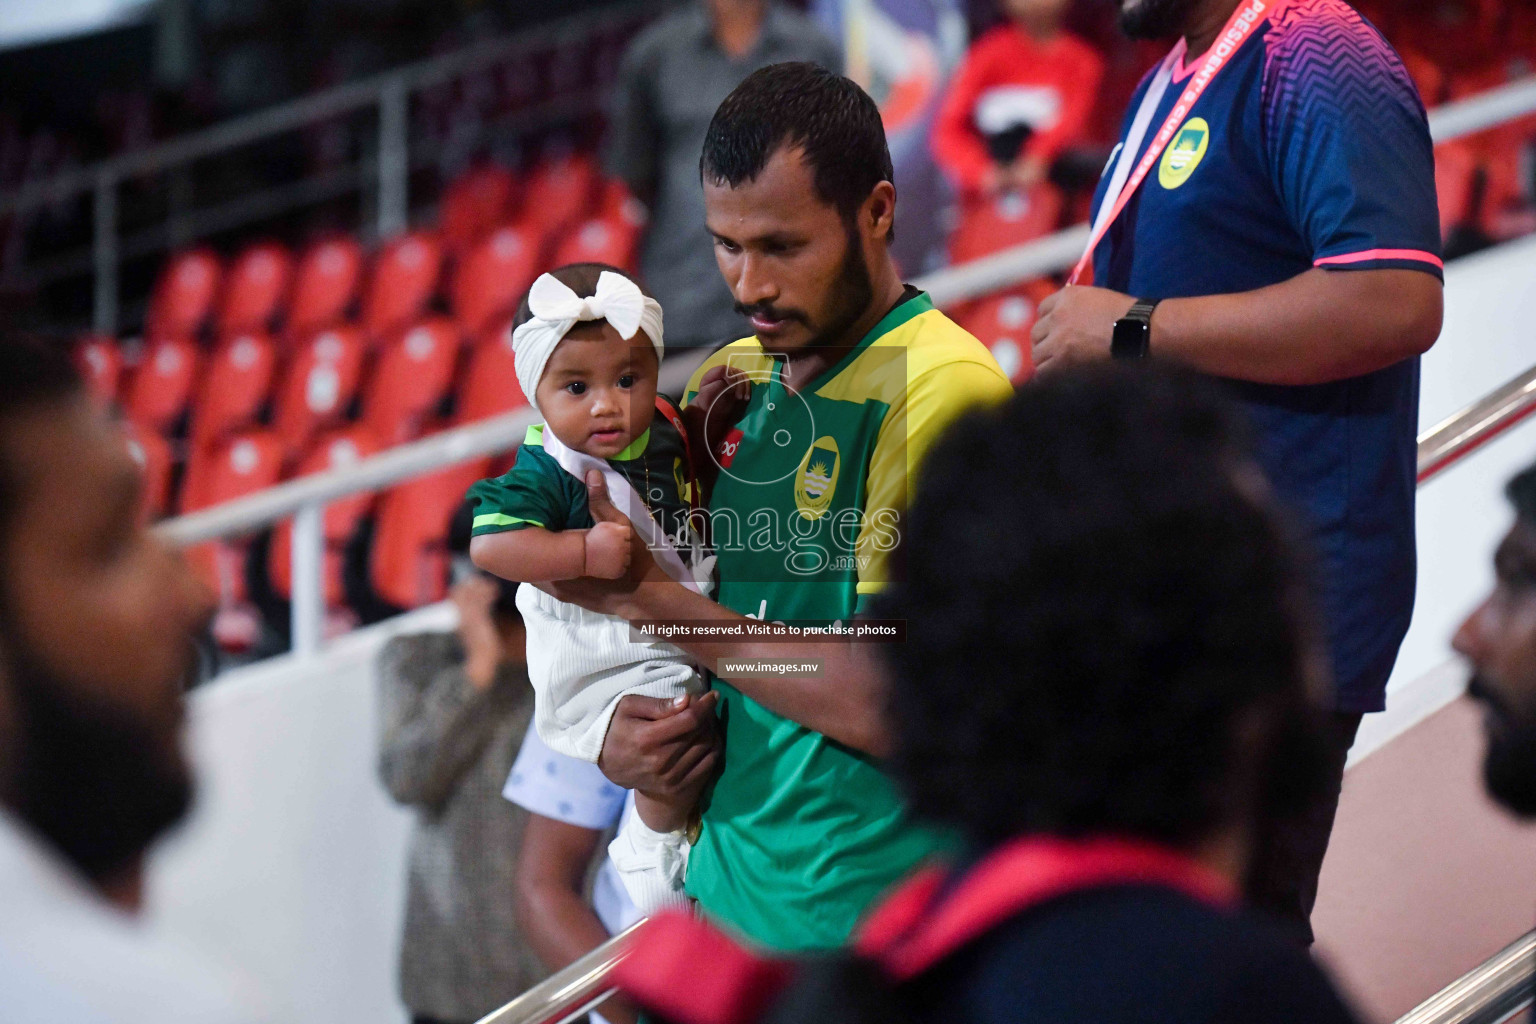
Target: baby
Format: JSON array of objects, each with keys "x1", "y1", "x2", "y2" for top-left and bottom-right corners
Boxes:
[{"x1": 469, "y1": 263, "x2": 713, "y2": 913}]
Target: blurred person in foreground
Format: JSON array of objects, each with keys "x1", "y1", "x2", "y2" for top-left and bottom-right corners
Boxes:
[
  {"x1": 608, "y1": 363, "x2": 1360, "y2": 1024},
  {"x1": 605, "y1": 0, "x2": 840, "y2": 350},
  {"x1": 1457, "y1": 460, "x2": 1536, "y2": 820},
  {"x1": 0, "y1": 337, "x2": 268, "y2": 1023}
]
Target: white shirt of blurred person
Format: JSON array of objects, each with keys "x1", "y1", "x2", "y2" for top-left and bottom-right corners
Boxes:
[
  {"x1": 376, "y1": 565, "x2": 545, "y2": 1024},
  {"x1": 505, "y1": 724, "x2": 642, "y2": 1024},
  {"x1": 0, "y1": 337, "x2": 269, "y2": 1024},
  {"x1": 1457, "y1": 460, "x2": 1536, "y2": 820},
  {"x1": 605, "y1": 0, "x2": 841, "y2": 350}
]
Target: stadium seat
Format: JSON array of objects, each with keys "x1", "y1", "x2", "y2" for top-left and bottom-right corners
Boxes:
[
  {"x1": 146, "y1": 248, "x2": 222, "y2": 340},
  {"x1": 950, "y1": 280, "x2": 1055, "y2": 385},
  {"x1": 520, "y1": 152, "x2": 598, "y2": 245},
  {"x1": 947, "y1": 186, "x2": 1065, "y2": 265},
  {"x1": 361, "y1": 316, "x2": 462, "y2": 446},
  {"x1": 273, "y1": 326, "x2": 366, "y2": 455},
  {"x1": 450, "y1": 224, "x2": 541, "y2": 335},
  {"x1": 267, "y1": 426, "x2": 382, "y2": 604},
  {"x1": 369, "y1": 457, "x2": 491, "y2": 610},
  {"x1": 217, "y1": 241, "x2": 293, "y2": 336},
  {"x1": 361, "y1": 231, "x2": 444, "y2": 340},
  {"x1": 456, "y1": 320, "x2": 530, "y2": 423},
  {"x1": 553, "y1": 215, "x2": 641, "y2": 274},
  {"x1": 189, "y1": 332, "x2": 278, "y2": 449},
  {"x1": 75, "y1": 335, "x2": 122, "y2": 407},
  {"x1": 124, "y1": 335, "x2": 202, "y2": 433},
  {"x1": 287, "y1": 236, "x2": 364, "y2": 338},
  {"x1": 122, "y1": 421, "x2": 172, "y2": 523},
  {"x1": 441, "y1": 164, "x2": 518, "y2": 254}
]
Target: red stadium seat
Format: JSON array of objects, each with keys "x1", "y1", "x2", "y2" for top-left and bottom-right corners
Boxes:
[
  {"x1": 124, "y1": 335, "x2": 202, "y2": 433},
  {"x1": 947, "y1": 186, "x2": 1065, "y2": 266},
  {"x1": 146, "y1": 248, "x2": 222, "y2": 340},
  {"x1": 361, "y1": 231, "x2": 444, "y2": 340},
  {"x1": 287, "y1": 236, "x2": 364, "y2": 338},
  {"x1": 521, "y1": 152, "x2": 598, "y2": 244},
  {"x1": 950, "y1": 280, "x2": 1055, "y2": 385},
  {"x1": 268, "y1": 426, "x2": 383, "y2": 603},
  {"x1": 218, "y1": 241, "x2": 293, "y2": 336},
  {"x1": 122, "y1": 421, "x2": 172, "y2": 523},
  {"x1": 361, "y1": 317, "x2": 462, "y2": 446},
  {"x1": 450, "y1": 224, "x2": 541, "y2": 335},
  {"x1": 189, "y1": 332, "x2": 278, "y2": 449},
  {"x1": 370, "y1": 457, "x2": 491, "y2": 610},
  {"x1": 441, "y1": 164, "x2": 518, "y2": 254},
  {"x1": 1435, "y1": 139, "x2": 1480, "y2": 234},
  {"x1": 553, "y1": 215, "x2": 641, "y2": 275},
  {"x1": 273, "y1": 326, "x2": 366, "y2": 455},
  {"x1": 75, "y1": 335, "x2": 122, "y2": 408},
  {"x1": 456, "y1": 320, "x2": 530, "y2": 423}
]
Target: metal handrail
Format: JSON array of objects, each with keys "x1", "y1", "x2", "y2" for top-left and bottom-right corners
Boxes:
[
  {"x1": 1392, "y1": 929, "x2": 1536, "y2": 1024},
  {"x1": 1418, "y1": 364, "x2": 1536, "y2": 483},
  {"x1": 473, "y1": 921, "x2": 644, "y2": 1024}
]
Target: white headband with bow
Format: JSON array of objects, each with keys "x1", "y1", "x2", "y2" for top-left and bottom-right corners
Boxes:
[{"x1": 511, "y1": 270, "x2": 664, "y2": 414}]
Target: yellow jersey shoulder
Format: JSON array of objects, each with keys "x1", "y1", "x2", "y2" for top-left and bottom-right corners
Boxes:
[{"x1": 818, "y1": 307, "x2": 1011, "y2": 407}]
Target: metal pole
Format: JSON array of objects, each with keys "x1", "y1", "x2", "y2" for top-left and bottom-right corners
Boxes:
[
  {"x1": 377, "y1": 78, "x2": 409, "y2": 239},
  {"x1": 291, "y1": 503, "x2": 326, "y2": 656},
  {"x1": 92, "y1": 172, "x2": 118, "y2": 336}
]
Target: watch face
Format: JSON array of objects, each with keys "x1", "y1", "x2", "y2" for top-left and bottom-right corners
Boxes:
[{"x1": 1112, "y1": 317, "x2": 1150, "y2": 359}]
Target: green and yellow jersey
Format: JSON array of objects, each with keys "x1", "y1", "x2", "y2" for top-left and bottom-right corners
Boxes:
[{"x1": 681, "y1": 289, "x2": 1013, "y2": 952}]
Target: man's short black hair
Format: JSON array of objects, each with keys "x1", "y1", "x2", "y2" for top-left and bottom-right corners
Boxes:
[
  {"x1": 1508, "y1": 461, "x2": 1536, "y2": 526},
  {"x1": 879, "y1": 363, "x2": 1322, "y2": 850},
  {"x1": 701, "y1": 62, "x2": 895, "y2": 236},
  {"x1": 0, "y1": 337, "x2": 83, "y2": 537}
]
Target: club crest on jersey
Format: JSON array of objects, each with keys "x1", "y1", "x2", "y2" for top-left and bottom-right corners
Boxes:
[
  {"x1": 794, "y1": 436, "x2": 840, "y2": 520},
  {"x1": 1159, "y1": 117, "x2": 1209, "y2": 190}
]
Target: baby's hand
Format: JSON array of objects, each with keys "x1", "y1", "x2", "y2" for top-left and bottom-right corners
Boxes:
[{"x1": 584, "y1": 521, "x2": 633, "y2": 579}]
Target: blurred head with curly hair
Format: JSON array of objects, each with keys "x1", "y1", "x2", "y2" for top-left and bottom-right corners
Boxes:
[{"x1": 877, "y1": 362, "x2": 1335, "y2": 863}]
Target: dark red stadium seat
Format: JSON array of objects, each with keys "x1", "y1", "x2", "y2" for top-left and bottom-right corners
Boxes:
[
  {"x1": 273, "y1": 326, "x2": 366, "y2": 455},
  {"x1": 441, "y1": 164, "x2": 518, "y2": 254},
  {"x1": 122, "y1": 421, "x2": 172, "y2": 523},
  {"x1": 75, "y1": 335, "x2": 122, "y2": 408},
  {"x1": 361, "y1": 231, "x2": 444, "y2": 341},
  {"x1": 450, "y1": 224, "x2": 542, "y2": 335},
  {"x1": 268, "y1": 426, "x2": 383, "y2": 603},
  {"x1": 1435, "y1": 139, "x2": 1480, "y2": 234},
  {"x1": 124, "y1": 335, "x2": 202, "y2": 433},
  {"x1": 521, "y1": 152, "x2": 598, "y2": 245},
  {"x1": 218, "y1": 241, "x2": 293, "y2": 336},
  {"x1": 370, "y1": 457, "x2": 491, "y2": 610},
  {"x1": 456, "y1": 320, "x2": 530, "y2": 423},
  {"x1": 287, "y1": 236, "x2": 364, "y2": 338},
  {"x1": 947, "y1": 186, "x2": 1065, "y2": 266},
  {"x1": 361, "y1": 317, "x2": 462, "y2": 446},
  {"x1": 553, "y1": 215, "x2": 641, "y2": 275},
  {"x1": 189, "y1": 332, "x2": 278, "y2": 449},
  {"x1": 146, "y1": 248, "x2": 222, "y2": 340},
  {"x1": 950, "y1": 280, "x2": 1055, "y2": 385}
]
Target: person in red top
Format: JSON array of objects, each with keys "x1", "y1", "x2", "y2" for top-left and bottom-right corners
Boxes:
[{"x1": 931, "y1": 0, "x2": 1105, "y2": 198}]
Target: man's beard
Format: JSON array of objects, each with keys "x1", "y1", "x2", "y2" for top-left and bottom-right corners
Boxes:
[
  {"x1": 733, "y1": 222, "x2": 875, "y2": 358},
  {"x1": 1120, "y1": 0, "x2": 1200, "y2": 39},
  {"x1": 1469, "y1": 673, "x2": 1536, "y2": 817},
  {"x1": 2, "y1": 628, "x2": 194, "y2": 883}
]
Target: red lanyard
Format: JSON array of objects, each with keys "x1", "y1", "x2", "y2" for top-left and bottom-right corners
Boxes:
[{"x1": 1069, "y1": 0, "x2": 1278, "y2": 285}]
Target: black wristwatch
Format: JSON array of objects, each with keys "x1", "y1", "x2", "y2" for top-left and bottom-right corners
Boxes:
[{"x1": 1112, "y1": 299, "x2": 1160, "y2": 360}]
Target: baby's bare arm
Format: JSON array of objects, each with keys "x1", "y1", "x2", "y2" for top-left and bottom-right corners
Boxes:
[{"x1": 470, "y1": 529, "x2": 588, "y2": 583}]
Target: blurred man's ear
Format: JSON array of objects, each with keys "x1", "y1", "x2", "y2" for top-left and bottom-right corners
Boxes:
[{"x1": 864, "y1": 181, "x2": 897, "y2": 244}]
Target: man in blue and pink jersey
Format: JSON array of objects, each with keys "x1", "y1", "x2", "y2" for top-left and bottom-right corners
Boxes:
[{"x1": 1030, "y1": 0, "x2": 1444, "y2": 942}]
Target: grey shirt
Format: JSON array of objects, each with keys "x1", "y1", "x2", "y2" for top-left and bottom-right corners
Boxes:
[
  {"x1": 606, "y1": 3, "x2": 841, "y2": 348},
  {"x1": 376, "y1": 632, "x2": 542, "y2": 1024}
]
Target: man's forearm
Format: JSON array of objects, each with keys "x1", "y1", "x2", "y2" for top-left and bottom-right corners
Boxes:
[
  {"x1": 1152, "y1": 268, "x2": 1442, "y2": 385},
  {"x1": 623, "y1": 582, "x2": 890, "y2": 757}
]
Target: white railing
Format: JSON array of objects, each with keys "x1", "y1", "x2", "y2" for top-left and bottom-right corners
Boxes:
[{"x1": 0, "y1": 1, "x2": 665, "y2": 335}]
